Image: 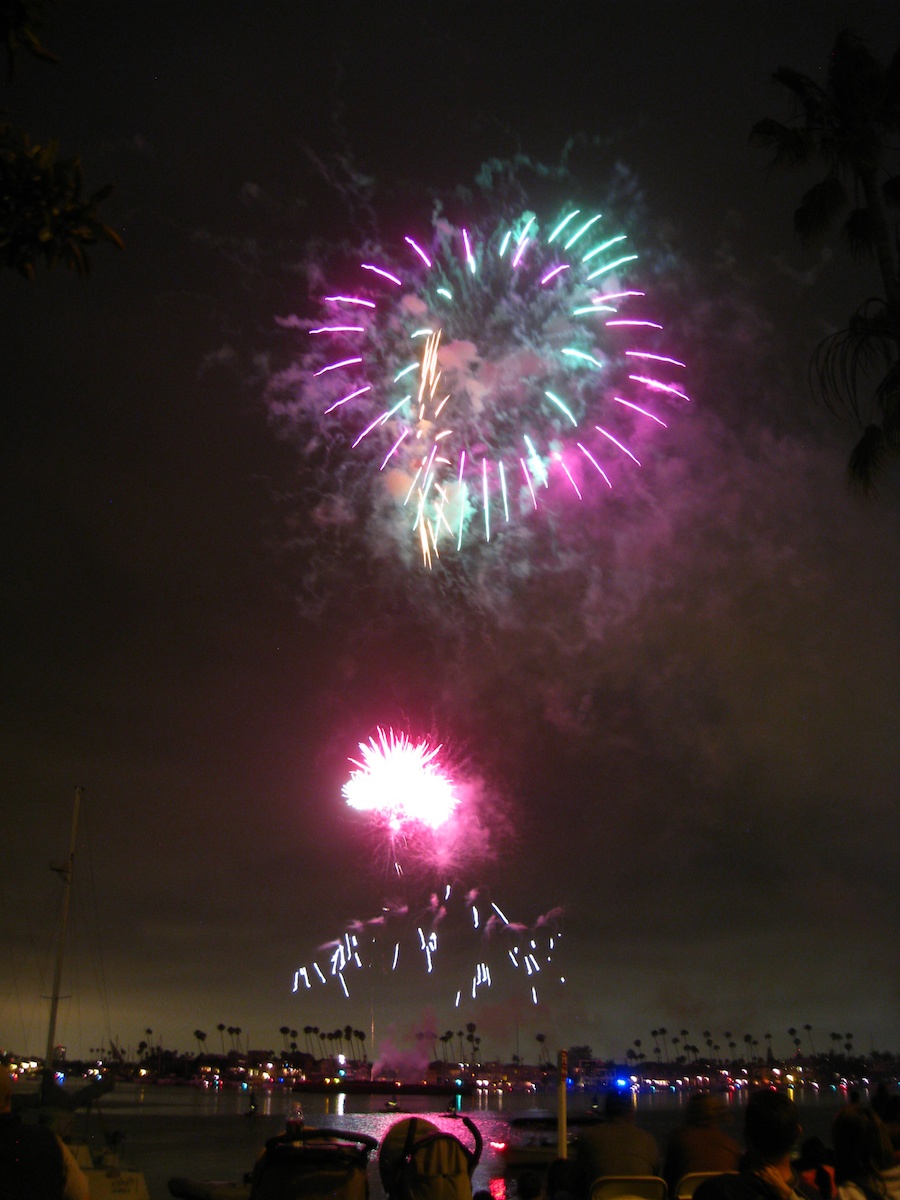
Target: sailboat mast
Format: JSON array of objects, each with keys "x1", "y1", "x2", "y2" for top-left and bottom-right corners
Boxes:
[{"x1": 44, "y1": 786, "x2": 82, "y2": 1074}]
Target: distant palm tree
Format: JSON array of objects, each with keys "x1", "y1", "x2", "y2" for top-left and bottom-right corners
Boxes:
[
  {"x1": 535, "y1": 1033, "x2": 547, "y2": 1066},
  {"x1": 804, "y1": 1024, "x2": 816, "y2": 1056},
  {"x1": 193, "y1": 1030, "x2": 207, "y2": 1055},
  {"x1": 279, "y1": 1026, "x2": 290, "y2": 1051},
  {"x1": 658, "y1": 1027, "x2": 669, "y2": 1065},
  {"x1": 217, "y1": 1023, "x2": 226, "y2": 1055},
  {"x1": 751, "y1": 30, "x2": 900, "y2": 492}
]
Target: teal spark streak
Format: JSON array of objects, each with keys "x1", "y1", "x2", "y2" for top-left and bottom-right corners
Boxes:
[
  {"x1": 517, "y1": 215, "x2": 536, "y2": 244},
  {"x1": 411, "y1": 327, "x2": 434, "y2": 338},
  {"x1": 581, "y1": 234, "x2": 627, "y2": 263},
  {"x1": 548, "y1": 210, "x2": 580, "y2": 243},
  {"x1": 436, "y1": 287, "x2": 452, "y2": 300},
  {"x1": 524, "y1": 435, "x2": 549, "y2": 487},
  {"x1": 573, "y1": 304, "x2": 617, "y2": 316},
  {"x1": 499, "y1": 230, "x2": 512, "y2": 256},
  {"x1": 564, "y1": 213, "x2": 602, "y2": 250},
  {"x1": 456, "y1": 481, "x2": 466, "y2": 551},
  {"x1": 544, "y1": 390, "x2": 578, "y2": 426},
  {"x1": 499, "y1": 461, "x2": 509, "y2": 522},
  {"x1": 562, "y1": 348, "x2": 603, "y2": 369},
  {"x1": 394, "y1": 363, "x2": 418, "y2": 381},
  {"x1": 586, "y1": 253, "x2": 638, "y2": 281}
]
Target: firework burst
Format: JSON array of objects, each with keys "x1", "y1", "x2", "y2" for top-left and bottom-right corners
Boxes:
[{"x1": 295, "y1": 206, "x2": 688, "y2": 567}]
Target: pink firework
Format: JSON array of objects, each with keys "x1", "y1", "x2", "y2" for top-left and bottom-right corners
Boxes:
[{"x1": 343, "y1": 728, "x2": 459, "y2": 831}]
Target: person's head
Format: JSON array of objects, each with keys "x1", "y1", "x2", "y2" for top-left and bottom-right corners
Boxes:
[
  {"x1": 831, "y1": 1106, "x2": 894, "y2": 1186},
  {"x1": 743, "y1": 1089, "x2": 801, "y2": 1164},
  {"x1": 518, "y1": 1170, "x2": 542, "y2": 1200},
  {"x1": 686, "y1": 1093, "x2": 727, "y2": 1128},
  {"x1": 604, "y1": 1090, "x2": 635, "y2": 1122},
  {"x1": 0, "y1": 1065, "x2": 12, "y2": 1113}
]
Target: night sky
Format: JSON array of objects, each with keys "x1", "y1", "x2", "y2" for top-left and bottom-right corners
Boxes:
[{"x1": 1, "y1": 2, "x2": 898, "y2": 1068}]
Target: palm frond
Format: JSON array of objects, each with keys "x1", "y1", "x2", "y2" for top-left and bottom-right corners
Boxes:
[
  {"x1": 841, "y1": 207, "x2": 872, "y2": 256},
  {"x1": 874, "y1": 360, "x2": 900, "y2": 448},
  {"x1": 847, "y1": 425, "x2": 887, "y2": 495},
  {"x1": 749, "y1": 118, "x2": 815, "y2": 167},
  {"x1": 811, "y1": 297, "x2": 895, "y2": 421},
  {"x1": 883, "y1": 174, "x2": 900, "y2": 207},
  {"x1": 794, "y1": 176, "x2": 847, "y2": 242}
]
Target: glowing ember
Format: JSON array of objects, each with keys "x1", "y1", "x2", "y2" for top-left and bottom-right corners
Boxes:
[{"x1": 343, "y1": 728, "x2": 458, "y2": 831}]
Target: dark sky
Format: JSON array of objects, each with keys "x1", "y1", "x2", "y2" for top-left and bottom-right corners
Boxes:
[{"x1": 1, "y1": 1, "x2": 898, "y2": 1068}]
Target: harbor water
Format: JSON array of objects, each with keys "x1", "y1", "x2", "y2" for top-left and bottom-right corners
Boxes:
[{"x1": 33, "y1": 1082, "x2": 858, "y2": 1200}]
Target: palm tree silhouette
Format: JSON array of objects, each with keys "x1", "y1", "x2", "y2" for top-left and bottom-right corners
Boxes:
[{"x1": 751, "y1": 30, "x2": 900, "y2": 492}]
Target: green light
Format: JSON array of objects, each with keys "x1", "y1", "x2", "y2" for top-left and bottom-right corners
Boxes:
[
  {"x1": 499, "y1": 230, "x2": 512, "y2": 256},
  {"x1": 436, "y1": 287, "x2": 452, "y2": 300},
  {"x1": 564, "y1": 214, "x2": 602, "y2": 250},
  {"x1": 544, "y1": 390, "x2": 578, "y2": 426},
  {"x1": 562, "y1": 348, "x2": 603, "y2": 369},
  {"x1": 572, "y1": 304, "x2": 616, "y2": 316},
  {"x1": 524, "y1": 435, "x2": 549, "y2": 487},
  {"x1": 548, "y1": 211, "x2": 580, "y2": 243},
  {"x1": 517, "y1": 215, "x2": 536, "y2": 244},
  {"x1": 586, "y1": 254, "x2": 638, "y2": 281},
  {"x1": 411, "y1": 328, "x2": 434, "y2": 338},
  {"x1": 581, "y1": 234, "x2": 627, "y2": 264},
  {"x1": 394, "y1": 363, "x2": 418, "y2": 381}
]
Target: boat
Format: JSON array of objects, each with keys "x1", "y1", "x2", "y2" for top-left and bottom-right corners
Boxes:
[
  {"x1": 34, "y1": 788, "x2": 150, "y2": 1200},
  {"x1": 490, "y1": 1111, "x2": 603, "y2": 1169}
]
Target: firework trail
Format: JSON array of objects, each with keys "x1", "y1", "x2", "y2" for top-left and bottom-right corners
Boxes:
[
  {"x1": 291, "y1": 728, "x2": 564, "y2": 1009},
  {"x1": 291, "y1": 883, "x2": 564, "y2": 1009},
  {"x1": 277, "y1": 205, "x2": 688, "y2": 568}
]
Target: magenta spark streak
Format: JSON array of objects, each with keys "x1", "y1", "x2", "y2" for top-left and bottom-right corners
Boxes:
[
  {"x1": 628, "y1": 374, "x2": 691, "y2": 401},
  {"x1": 310, "y1": 325, "x2": 365, "y2": 334},
  {"x1": 324, "y1": 295, "x2": 376, "y2": 308},
  {"x1": 404, "y1": 236, "x2": 432, "y2": 267},
  {"x1": 511, "y1": 238, "x2": 529, "y2": 268},
  {"x1": 576, "y1": 442, "x2": 613, "y2": 487},
  {"x1": 519, "y1": 458, "x2": 538, "y2": 508},
  {"x1": 313, "y1": 357, "x2": 363, "y2": 377},
  {"x1": 595, "y1": 425, "x2": 641, "y2": 465},
  {"x1": 613, "y1": 396, "x2": 667, "y2": 427},
  {"x1": 625, "y1": 350, "x2": 686, "y2": 367},
  {"x1": 540, "y1": 264, "x2": 569, "y2": 285},
  {"x1": 605, "y1": 319, "x2": 662, "y2": 329},
  {"x1": 555, "y1": 453, "x2": 582, "y2": 499},
  {"x1": 361, "y1": 263, "x2": 403, "y2": 285},
  {"x1": 324, "y1": 385, "x2": 371, "y2": 414},
  {"x1": 380, "y1": 429, "x2": 410, "y2": 469}
]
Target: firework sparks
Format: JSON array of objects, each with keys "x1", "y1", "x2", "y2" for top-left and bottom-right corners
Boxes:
[
  {"x1": 295, "y1": 205, "x2": 689, "y2": 567},
  {"x1": 342, "y1": 728, "x2": 459, "y2": 832},
  {"x1": 291, "y1": 882, "x2": 564, "y2": 1010}
]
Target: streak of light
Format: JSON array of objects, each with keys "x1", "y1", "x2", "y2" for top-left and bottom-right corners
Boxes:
[
  {"x1": 361, "y1": 263, "x2": 402, "y2": 285},
  {"x1": 314, "y1": 357, "x2": 362, "y2": 376},
  {"x1": 405, "y1": 237, "x2": 432, "y2": 267},
  {"x1": 595, "y1": 425, "x2": 641, "y2": 465}
]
